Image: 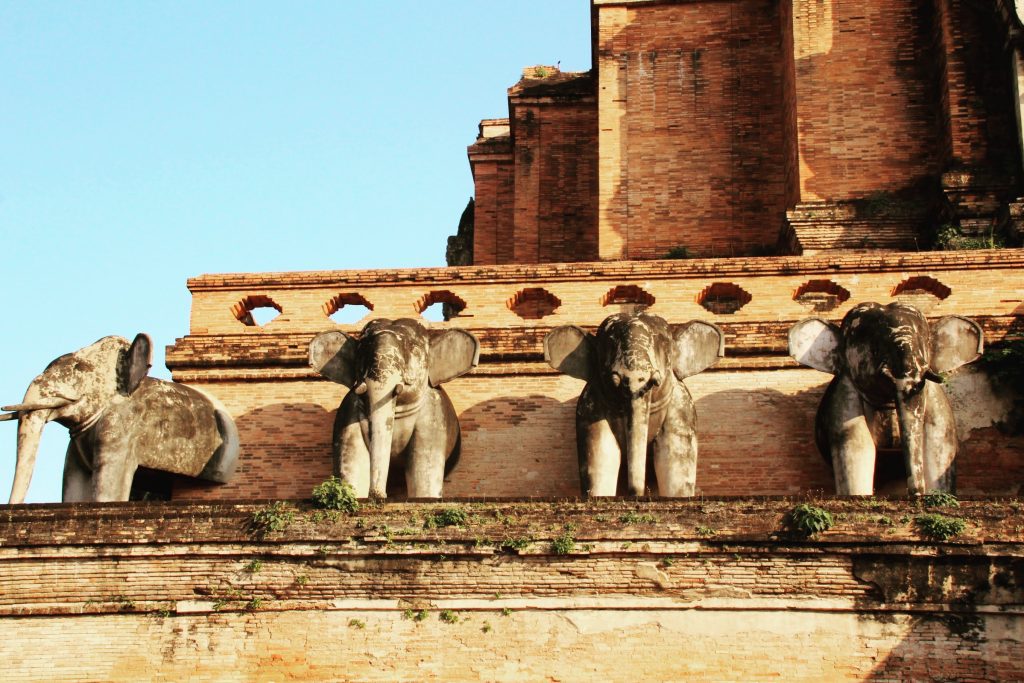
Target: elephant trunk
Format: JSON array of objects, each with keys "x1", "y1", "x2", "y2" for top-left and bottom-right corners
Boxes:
[
  {"x1": 366, "y1": 388, "x2": 397, "y2": 499},
  {"x1": 626, "y1": 394, "x2": 651, "y2": 496},
  {"x1": 894, "y1": 382, "x2": 927, "y2": 496},
  {"x1": 11, "y1": 409, "x2": 48, "y2": 504}
]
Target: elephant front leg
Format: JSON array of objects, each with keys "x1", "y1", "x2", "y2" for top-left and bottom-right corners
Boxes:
[
  {"x1": 404, "y1": 427, "x2": 450, "y2": 499},
  {"x1": 91, "y1": 451, "x2": 138, "y2": 501},
  {"x1": 62, "y1": 441, "x2": 92, "y2": 503},
  {"x1": 337, "y1": 419, "x2": 371, "y2": 498},
  {"x1": 405, "y1": 447, "x2": 446, "y2": 498},
  {"x1": 921, "y1": 381, "x2": 958, "y2": 492},
  {"x1": 652, "y1": 426, "x2": 697, "y2": 497},
  {"x1": 652, "y1": 384, "x2": 699, "y2": 497},
  {"x1": 579, "y1": 418, "x2": 621, "y2": 497},
  {"x1": 821, "y1": 377, "x2": 877, "y2": 495}
]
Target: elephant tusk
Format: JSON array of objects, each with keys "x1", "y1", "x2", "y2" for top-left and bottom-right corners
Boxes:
[
  {"x1": 2, "y1": 397, "x2": 76, "y2": 412},
  {"x1": 354, "y1": 383, "x2": 368, "y2": 396},
  {"x1": 0, "y1": 412, "x2": 17, "y2": 422}
]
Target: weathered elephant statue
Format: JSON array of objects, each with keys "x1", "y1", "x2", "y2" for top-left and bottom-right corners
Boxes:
[
  {"x1": 545, "y1": 312, "x2": 724, "y2": 497},
  {"x1": 789, "y1": 302, "x2": 983, "y2": 495},
  {"x1": 308, "y1": 318, "x2": 479, "y2": 499},
  {"x1": 1, "y1": 334, "x2": 239, "y2": 503}
]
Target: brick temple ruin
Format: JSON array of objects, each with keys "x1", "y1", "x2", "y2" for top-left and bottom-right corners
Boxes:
[
  {"x1": 3, "y1": 1, "x2": 1024, "y2": 679},
  {"x1": 164, "y1": 0, "x2": 1024, "y2": 502}
]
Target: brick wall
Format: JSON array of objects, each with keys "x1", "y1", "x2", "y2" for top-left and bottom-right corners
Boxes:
[
  {"x1": 791, "y1": 0, "x2": 943, "y2": 201},
  {"x1": 467, "y1": 0, "x2": 1022, "y2": 261},
  {"x1": 2, "y1": 499, "x2": 1023, "y2": 681},
  {"x1": 596, "y1": 0, "x2": 790, "y2": 259},
  {"x1": 469, "y1": 72, "x2": 598, "y2": 266},
  {"x1": 467, "y1": 130, "x2": 514, "y2": 265},
  {"x1": 166, "y1": 251, "x2": 1024, "y2": 502},
  {"x1": 510, "y1": 85, "x2": 598, "y2": 264},
  {"x1": 936, "y1": 0, "x2": 1019, "y2": 171}
]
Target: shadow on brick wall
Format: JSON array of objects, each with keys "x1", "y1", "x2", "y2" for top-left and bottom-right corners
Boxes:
[
  {"x1": 694, "y1": 386, "x2": 833, "y2": 495},
  {"x1": 173, "y1": 402, "x2": 335, "y2": 501},
  {"x1": 451, "y1": 395, "x2": 579, "y2": 498}
]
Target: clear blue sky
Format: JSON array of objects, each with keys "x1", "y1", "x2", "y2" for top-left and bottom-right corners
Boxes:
[{"x1": 1, "y1": 1, "x2": 592, "y2": 503}]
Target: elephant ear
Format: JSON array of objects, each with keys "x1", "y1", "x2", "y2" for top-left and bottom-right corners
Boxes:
[
  {"x1": 428, "y1": 329, "x2": 480, "y2": 386},
  {"x1": 309, "y1": 330, "x2": 358, "y2": 387},
  {"x1": 789, "y1": 318, "x2": 841, "y2": 374},
  {"x1": 120, "y1": 333, "x2": 152, "y2": 395},
  {"x1": 672, "y1": 321, "x2": 725, "y2": 379},
  {"x1": 930, "y1": 315, "x2": 984, "y2": 374},
  {"x1": 544, "y1": 326, "x2": 592, "y2": 381}
]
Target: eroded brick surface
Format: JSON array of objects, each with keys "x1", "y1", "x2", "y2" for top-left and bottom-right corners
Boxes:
[{"x1": 2, "y1": 500, "x2": 1023, "y2": 681}]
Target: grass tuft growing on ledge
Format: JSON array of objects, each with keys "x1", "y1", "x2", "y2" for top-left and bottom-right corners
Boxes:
[
  {"x1": 785, "y1": 504, "x2": 834, "y2": 537},
  {"x1": 921, "y1": 492, "x2": 960, "y2": 509},
  {"x1": 499, "y1": 536, "x2": 533, "y2": 552},
  {"x1": 311, "y1": 477, "x2": 359, "y2": 514},
  {"x1": 619, "y1": 511, "x2": 659, "y2": 525},
  {"x1": 424, "y1": 507, "x2": 468, "y2": 529},
  {"x1": 915, "y1": 513, "x2": 966, "y2": 541},
  {"x1": 551, "y1": 530, "x2": 576, "y2": 555},
  {"x1": 250, "y1": 501, "x2": 295, "y2": 538}
]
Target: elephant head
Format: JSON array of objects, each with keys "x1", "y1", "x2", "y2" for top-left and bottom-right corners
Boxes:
[
  {"x1": 309, "y1": 318, "x2": 479, "y2": 498},
  {"x1": 545, "y1": 313, "x2": 723, "y2": 496},
  {"x1": 2, "y1": 334, "x2": 238, "y2": 503},
  {"x1": 789, "y1": 302, "x2": 983, "y2": 494}
]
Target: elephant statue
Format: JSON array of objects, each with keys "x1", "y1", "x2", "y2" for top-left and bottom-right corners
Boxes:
[
  {"x1": 1, "y1": 334, "x2": 239, "y2": 503},
  {"x1": 308, "y1": 318, "x2": 479, "y2": 499},
  {"x1": 544, "y1": 312, "x2": 724, "y2": 497},
  {"x1": 789, "y1": 302, "x2": 983, "y2": 495}
]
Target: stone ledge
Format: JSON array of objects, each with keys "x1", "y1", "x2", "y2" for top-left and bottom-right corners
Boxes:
[
  {"x1": 1, "y1": 498, "x2": 1021, "y2": 547},
  {"x1": 184, "y1": 250, "x2": 1024, "y2": 291}
]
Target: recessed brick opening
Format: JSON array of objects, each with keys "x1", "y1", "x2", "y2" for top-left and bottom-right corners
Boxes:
[
  {"x1": 416, "y1": 290, "x2": 467, "y2": 322},
  {"x1": 324, "y1": 293, "x2": 374, "y2": 325},
  {"x1": 697, "y1": 283, "x2": 752, "y2": 315},
  {"x1": 507, "y1": 288, "x2": 562, "y2": 320},
  {"x1": 891, "y1": 276, "x2": 952, "y2": 300},
  {"x1": 232, "y1": 295, "x2": 282, "y2": 327},
  {"x1": 793, "y1": 280, "x2": 851, "y2": 313},
  {"x1": 600, "y1": 285, "x2": 656, "y2": 313},
  {"x1": 892, "y1": 276, "x2": 951, "y2": 313}
]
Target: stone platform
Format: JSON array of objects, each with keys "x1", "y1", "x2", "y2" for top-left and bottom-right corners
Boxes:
[{"x1": 1, "y1": 498, "x2": 1022, "y2": 680}]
